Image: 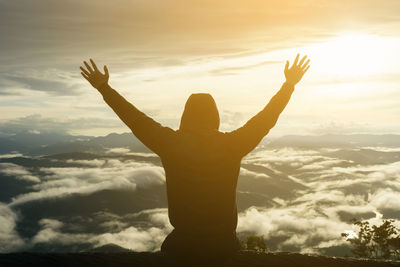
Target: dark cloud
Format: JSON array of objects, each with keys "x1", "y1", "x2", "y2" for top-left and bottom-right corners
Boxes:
[
  {"x1": 0, "y1": 114, "x2": 122, "y2": 135},
  {"x1": 0, "y1": 75, "x2": 81, "y2": 96}
]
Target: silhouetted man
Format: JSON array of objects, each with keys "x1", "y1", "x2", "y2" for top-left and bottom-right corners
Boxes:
[{"x1": 80, "y1": 54, "x2": 310, "y2": 258}]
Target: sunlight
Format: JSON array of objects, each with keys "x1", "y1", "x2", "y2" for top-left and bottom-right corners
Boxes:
[
  {"x1": 342, "y1": 230, "x2": 357, "y2": 240},
  {"x1": 303, "y1": 34, "x2": 399, "y2": 77}
]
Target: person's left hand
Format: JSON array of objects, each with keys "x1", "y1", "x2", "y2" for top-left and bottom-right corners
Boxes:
[
  {"x1": 284, "y1": 54, "x2": 310, "y2": 86},
  {"x1": 80, "y1": 59, "x2": 109, "y2": 89}
]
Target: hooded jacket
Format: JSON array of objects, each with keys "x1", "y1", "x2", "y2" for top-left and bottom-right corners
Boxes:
[{"x1": 98, "y1": 82, "x2": 295, "y2": 255}]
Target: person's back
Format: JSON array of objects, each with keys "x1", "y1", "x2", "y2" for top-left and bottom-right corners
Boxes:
[
  {"x1": 79, "y1": 54, "x2": 310, "y2": 258},
  {"x1": 161, "y1": 127, "x2": 242, "y2": 256},
  {"x1": 163, "y1": 129, "x2": 239, "y2": 232}
]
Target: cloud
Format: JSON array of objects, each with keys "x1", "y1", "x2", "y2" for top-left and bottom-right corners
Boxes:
[
  {"x1": 294, "y1": 190, "x2": 366, "y2": 207},
  {"x1": 0, "y1": 73, "x2": 81, "y2": 96},
  {"x1": 244, "y1": 148, "x2": 325, "y2": 166},
  {"x1": 92, "y1": 226, "x2": 168, "y2": 252},
  {"x1": 32, "y1": 219, "x2": 73, "y2": 244},
  {"x1": 0, "y1": 203, "x2": 24, "y2": 252},
  {"x1": 1, "y1": 0, "x2": 400, "y2": 140},
  {"x1": 237, "y1": 205, "x2": 352, "y2": 253},
  {"x1": 2, "y1": 142, "x2": 400, "y2": 255},
  {"x1": 0, "y1": 77, "x2": 40, "y2": 96},
  {"x1": 30, "y1": 208, "x2": 172, "y2": 252},
  {"x1": 90, "y1": 208, "x2": 172, "y2": 251},
  {"x1": 310, "y1": 161, "x2": 400, "y2": 192},
  {"x1": 235, "y1": 146, "x2": 400, "y2": 253},
  {"x1": 106, "y1": 147, "x2": 131, "y2": 155},
  {"x1": 297, "y1": 158, "x2": 351, "y2": 171},
  {"x1": 30, "y1": 218, "x2": 94, "y2": 250},
  {"x1": 2, "y1": 0, "x2": 399, "y2": 75},
  {"x1": 369, "y1": 189, "x2": 400, "y2": 211},
  {"x1": 0, "y1": 163, "x2": 40, "y2": 182},
  {"x1": 239, "y1": 167, "x2": 271, "y2": 180},
  {"x1": 209, "y1": 60, "x2": 281, "y2": 76},
  {"x1": 0, "y1": 114, "x2": 122, "y2": 135},
  {"x1": 65, "y1": 159, "x2": 107, "y2": 167},
  {"x1": 244, "y1": 148, "x2": 400, "y2": 197},
  {"x1": 10, "y1": 159, "x2": 165, "y2": 206},
  {"x1": 0, "y1": 153, "x2": 24, "y2": 159}
]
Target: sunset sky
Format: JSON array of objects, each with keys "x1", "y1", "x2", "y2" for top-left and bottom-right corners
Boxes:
[
  {"x1": 1, "y1": 0, "x2": 399, "y2": 137},
  {"x1": 1, "y1": 1, "x2": 400, "y2": 256}
]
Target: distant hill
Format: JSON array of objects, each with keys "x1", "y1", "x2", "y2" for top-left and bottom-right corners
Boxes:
[
  {"x1": 0, "y1": 131, "x2": 150, "y2": 155},
  {"x1": 2, "y1": 132, "x2": 400, "y2": 156},
  {"x1": 89, "y1": 243, "x2": 132, "y2": 253},
  {"x1": 0, "y1": 251, "x2": 399, "y2": 267},
  {"x1": 267, "y1": 134, "x2": 400, "y2": 148}
]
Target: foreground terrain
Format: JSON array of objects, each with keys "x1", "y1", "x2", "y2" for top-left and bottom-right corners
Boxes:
[{"x1": 0, "y1": 251, "x2": 399, "y2": 267}]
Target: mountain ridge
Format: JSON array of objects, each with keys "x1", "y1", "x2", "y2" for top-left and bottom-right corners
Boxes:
[{"x1": 2, "y1": 131, "x2": 400, "y2": 156}]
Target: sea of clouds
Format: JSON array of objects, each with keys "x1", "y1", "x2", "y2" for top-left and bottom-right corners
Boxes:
[{"x1": 0, "y1": 143, "x2": 399, "y2": 255}]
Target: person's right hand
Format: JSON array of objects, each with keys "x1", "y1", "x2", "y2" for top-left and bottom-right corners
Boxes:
[
  {"x1": 284, "y1": 54, "x2": 310, "y2": 86},
  {"x1": 80, "y1": 59, "x2": 109, "y2": 89}
]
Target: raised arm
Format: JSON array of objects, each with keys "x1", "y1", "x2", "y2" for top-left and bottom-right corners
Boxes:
[
  {"x1": 80, "y1": 59, "x2": 176, "y2": 156},
  {"x1": 225, "y1": 54, "x2": 310, "y2": 157}
]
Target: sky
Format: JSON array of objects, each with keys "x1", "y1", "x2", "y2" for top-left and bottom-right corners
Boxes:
[{"x1": 1, "y1": 0, "x2": 400, "y2": 137}]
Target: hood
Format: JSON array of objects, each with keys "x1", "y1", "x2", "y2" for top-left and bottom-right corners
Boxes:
[{"x1": 179, "y1": 93, "x2": 220, "y2": 132}]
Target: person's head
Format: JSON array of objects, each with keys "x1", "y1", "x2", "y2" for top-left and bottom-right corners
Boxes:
[{"x1": 179, "y1": 93, "x2": 220, "y2": 132}]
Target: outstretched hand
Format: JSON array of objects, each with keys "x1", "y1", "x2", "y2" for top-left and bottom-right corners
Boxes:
[
  {"x1": 284, "y1": 54, "x2": 310, "y2": 86},
  {"x1": 80, "y1": 59, "x2": 109, "y2": 89}
]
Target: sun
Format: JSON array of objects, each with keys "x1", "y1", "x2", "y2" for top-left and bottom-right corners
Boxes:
[{"x1": 302, "y1": 34, "x2": 398, "y2": 77}]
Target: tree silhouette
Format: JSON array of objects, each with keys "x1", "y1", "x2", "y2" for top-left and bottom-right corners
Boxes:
[
  {"x1": 388, "y1": 236, "x2": 400, "y2": 260},
  {"x1": 372, "y1": 219, "x2": 398, "y2": 258},
  {"x1": 342, "y1": 218, "x2": 400, "y2": 260}
]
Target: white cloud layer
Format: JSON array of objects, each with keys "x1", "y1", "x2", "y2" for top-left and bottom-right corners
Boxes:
[
  {"x1": 0, "y1": 163, "x2": 40, "y2": 183},
  {"x1": 30, "y1": 209, "x2": 172, "y2": 252},
  {"x1": 0, "y1": 203, "x2": 25, "y2": 252},
  {"x1": 1, "y1": 145, "x2": 399, "y2": 255},
  {"x1": 10, "y1": 159, "x2": 165, "y2": 206}
]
